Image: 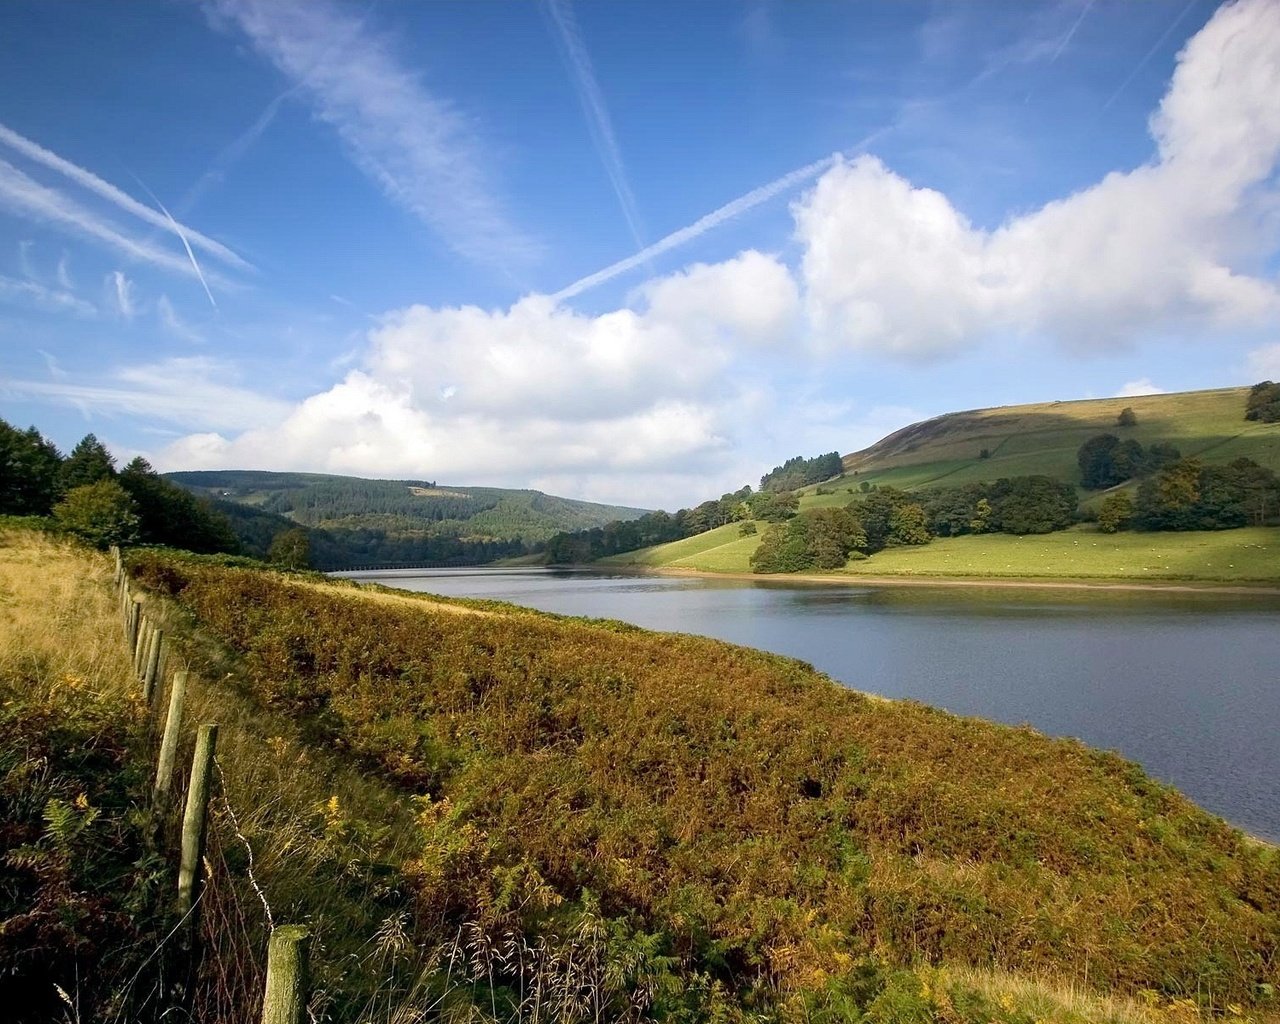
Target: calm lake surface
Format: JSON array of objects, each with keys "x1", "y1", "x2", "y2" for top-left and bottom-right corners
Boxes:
[{"x1": 342, "y1": 568, "x2": 1280, "y2": 841}]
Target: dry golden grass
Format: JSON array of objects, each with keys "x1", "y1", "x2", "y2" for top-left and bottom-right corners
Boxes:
[
  {"x1": 0, "y1": 528, "x2": 134, "y2": 698},
  {"x1": 938, "y1": 965, "x2": 1280, "y2": 1024},
  {"x1": 296, "y1": 575, "x2": 496, "y2": 616}
]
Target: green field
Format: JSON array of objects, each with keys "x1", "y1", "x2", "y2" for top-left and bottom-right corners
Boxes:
[
  {"x1": 596, "y1": 522, "x2": 759, "y2": 570},
  {"x1": 604, "y1": 523, "x2": 1280, "y2": 583},
  {"x1": 797, "y1": 386, "x2": 1280, "y2": 508}
]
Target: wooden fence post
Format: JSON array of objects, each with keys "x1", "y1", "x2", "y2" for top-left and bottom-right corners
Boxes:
[
  {"x1": 177, "y1": 723, "x2": 218, "y2": 922},
  {"x1": 142, "y1": 630, "x2": 164, "y2": 704},
  {"x1": 153, "y1": 670, "x2": 188, "y2": 813},
  {"x1": 128, "y1": 599, "x2": 141, "y2": 649},
  {"x1": 261, "y1": 926, "x2": 311, "y2": 1024},
  {"x1": 135, "y1": 620, "x2": 153, "y2": 681}
]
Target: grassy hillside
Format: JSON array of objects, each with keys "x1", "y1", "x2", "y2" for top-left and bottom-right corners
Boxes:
[
  {"x1": 169, "y1": 469, "x2": 648, "y2": 569},
  {"x1": 5, "y1": 530, "x2": 1279, "y2": 1020},
  {"x1": 597, "y1": 522, "x2": 763, "y2": 571},
  {"x1": 821, "y1": 386, "x2": 1280, "y2": 505},
  {"x1": 603, "y1": 523, "x2": 1280, "y2": 583}
]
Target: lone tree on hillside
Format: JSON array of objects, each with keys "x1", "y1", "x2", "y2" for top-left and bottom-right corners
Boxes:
[
  {"x1": 269, "y1": 527, "x2": 311, "y2": 570},
  {"x1": 53, "y1": 479, "x2": 139, "y2": 549},
  {"x1": 1117, "y1": 407, "x2": 1137, "y2": 427}
]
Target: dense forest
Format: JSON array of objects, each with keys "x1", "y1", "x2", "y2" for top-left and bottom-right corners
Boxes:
[{"x1": 758, "y1": 452, "x2": 843, "y2": 492}]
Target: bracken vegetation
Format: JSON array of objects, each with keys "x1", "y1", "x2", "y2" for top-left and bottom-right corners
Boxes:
[{"x1": 120, "y1": 548, "x2": 1279, "y2": 1019}]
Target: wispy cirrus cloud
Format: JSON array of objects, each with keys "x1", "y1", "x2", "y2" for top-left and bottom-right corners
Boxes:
[
  {"x1": 205, "y1": 0, "x2": 540, "y2": 269},
  {"x1": 0, "y1": 273, "x2": 96, "y2": 317},
  {"x1": 1, "y1": 356, "x2": 291, "y2": 433},
  {"x1": 0, "y1": 158, "x2": 230, "y2": 285},
  {"x1": 544, "y1": 0, "x2": 647, "y2": 251},
  {"x1": 0, "y1": 121, "x2": 250, "y2": 271},
  {"x1": 107, "y1": 270, "x2": 136, "y2": 318}
]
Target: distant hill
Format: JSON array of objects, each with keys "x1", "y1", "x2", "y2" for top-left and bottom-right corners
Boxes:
[
  {"x1": 831, "y1": 386, "x2": 1280, "y2": 503},
  {"x1": 167, "y1": 469, "x2": 648, "y2": 569}
]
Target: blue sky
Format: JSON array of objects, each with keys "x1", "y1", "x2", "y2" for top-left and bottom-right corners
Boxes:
[{"x1": 2, "y1": 0, "x2": 1279, "y2": 508}]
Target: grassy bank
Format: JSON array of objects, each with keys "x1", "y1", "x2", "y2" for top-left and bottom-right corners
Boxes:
[{"x1": 601, "y1": 523, "x2": 1280, "y2": 585}]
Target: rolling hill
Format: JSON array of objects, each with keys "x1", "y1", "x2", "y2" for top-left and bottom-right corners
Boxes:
[
  {"x1": 168, "y1": 469, "x2": 648, "y2": 569},
  {"x1": 825, "y1": 385, "x2": 1280, "y2": 503},
  {"x1": 600, "y1": 386, "x2": 1280, "y2": 581}
]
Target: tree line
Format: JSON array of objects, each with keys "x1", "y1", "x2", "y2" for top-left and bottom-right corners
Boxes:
[
  {"x1": 751, "y1": 477, "x2": 1078, "y2": 572},
  {"x1": 1, "y1": 419, "x2": 240, "y2": 554}
]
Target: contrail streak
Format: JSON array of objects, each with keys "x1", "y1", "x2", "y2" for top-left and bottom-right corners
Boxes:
[
  {"x1": 0, "y1": 121, "x2": 250, "y2": 271},
  {"x1": 0, "y1": 158, "x2": 213, "y2": 280},
  {"x1": 131, "y1": 174, "x2": 217, "y2": 309},
  {"x1": 1101, "y1": 0, "x2": 1199, "y2": 111},
  {"x1": 544, "y1": 0, "x2": 647, "y2": 251},
  {"x1": 1050, "y1": 0, "x2": 1097, "y2": 64},
  {"x1": 550, "y1": 153, "x2": 839, "y2": 303},
  {"x1": 180, "y1": 82, "x2": 302, "y2": 216}
]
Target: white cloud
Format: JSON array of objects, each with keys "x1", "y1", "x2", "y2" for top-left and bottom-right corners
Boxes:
[
  {"x1": 205, "y1": 0, "x2": 538, "y2": 268},
  {"x1": 108, "y1": 270, "x2": 136, "y2": 318},
  {"x1": 56, "y1": 252, "x2": 73, "y2": 290},
  {"x1": 0, "y1": 274, "x2": 96, "y2": 317},
  {"x1": 153, "y1": 251, "x2": 795, "y2": 502},
  {"x1": 637, "y1": 250, "x2": 798, "y2": 346},
  {"x1": 1114, "y1": 378, "x2": 1166, "y2": 398},
  {"x1": 795, "y1": 0, "x2": 1280, "y2": 357}
]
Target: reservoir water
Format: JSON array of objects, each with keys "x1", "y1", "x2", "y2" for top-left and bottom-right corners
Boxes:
[{"x1": 343, "y1": 568, "x2": 1280, "y2": 841}]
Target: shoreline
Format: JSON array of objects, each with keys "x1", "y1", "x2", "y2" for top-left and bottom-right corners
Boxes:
[{"x1": 598, "y1": 563, "x2": 1280, "y2": 596}]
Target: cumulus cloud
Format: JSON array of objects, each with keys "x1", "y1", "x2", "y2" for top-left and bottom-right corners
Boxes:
[
  {"x1": 157, "y1": 370, "x2": 730, "y2": 484},
  {"x1": 795, "y1": 0, "x2": 1280, "y2": 356},
  {"x1": 1114, "y1": 378, "x2": 1167, "y2": 398},
  {"x1": 636, "y1": 250, "x2": 798, "y2": 346},
  {"x1": 153, "y1": 251, "x2": 798, "y2": 500}
]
